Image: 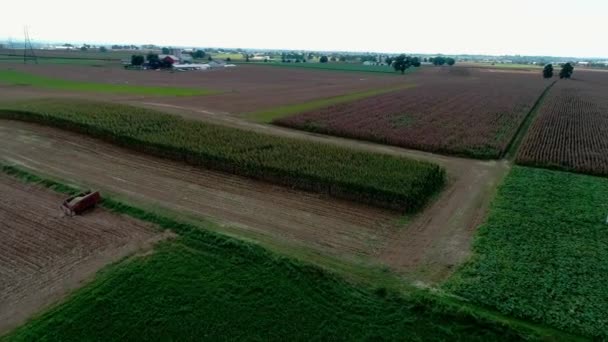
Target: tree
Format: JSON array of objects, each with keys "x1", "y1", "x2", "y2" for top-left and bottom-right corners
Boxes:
[
  {"x1": 99, "y1": 46, "x2": 107, "y2": 53},
  {"x1": 432, "y1": 56, "x2": 446, "y2": 66},
  {"x1": 226, "y1": 57, "x2": 232, "y2": 62},
  {"x1": 543, "y1": 64, "x2": 554, "y2": 78},
  {"x1": 80, "y1": 46, "x2": 88, "y2": 51},
  {"x1": 193, "y1": 50, "x2": 205, "y2": 59},
  {"x1": 330, "y1": 56, "x2": 337, "y2": 62},
  {"x1": 446, "y1": 57, "x2": 456, "y2": 66},
  {"x1": 146, "y1": 53, "x2": 159, "y2": 62},
  {"x1": 208, "y1": 56, "x2": 213, "y2": 61},
  {"x1": 245, "y1": 55, "x2": 250, "y2": 62},
  {"x1": 131, "y1": 54, "x2": 145, "y2": 66},
  {"x1": 392, "y1": 54, "x2": 421, "y2": 74},
  {"x1": 385, "y1": 57, "x2": 393, "y2": 66},
  {"x1": 559, "y1": 62, "x2": 574, "y2": 79},
  {"x1": 412, "y1": 57, "x2": 421, "y2": 67},
  {"x1": 162, "y1": 47, "x2": 171, "y2": 54},
  {"x1": 320, "y1": 56, "x2": 329, "y2": 63}
]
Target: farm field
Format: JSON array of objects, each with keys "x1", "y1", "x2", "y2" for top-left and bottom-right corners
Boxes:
[
  {"x1": 445, "y1": 166, "x2": 608, "y2": 338},
  {"x1": 0, "y1": 173, "x2": 162, "y2": 334},
  {"x1": 0, "y1": 55, "x2": 115, "y2": 66},
  {"x1": 0, "y1": 70, "x2": 215, "y2": 96},
  {"x1": 0, "y1": 99, "x2": 445, "y2": 212},
  {"x1": 517, "y1": 71, "x2": 608, "y2": 176},
  {"x1": 0, "y1": 48, "x2": 136, "y2": 61},
  {"x1": 0, "y1": 166, "x2": 561, "y2": 341},
  {"x1": 0, "y1": 120, "x2": 400, "y2": 264},
  {"x1": 0, "y1": 63, "x2": 406, "y2": 113},
  {"x1": 0, "y1": 117, "x2": 505, "y2": 283},
  {"x1": 275, "y1": 68, "x2": 552, "y2": 159},
  {"x1": 2, "y1": 55, "x2": 605, "y2": 340},
  {"x1": 249, "y1": 61, "x2": 401, "y2": 74}
]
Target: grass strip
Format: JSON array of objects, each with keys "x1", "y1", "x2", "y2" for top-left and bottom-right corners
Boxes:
[{"x1": 246, "y1": 84, "x2": 415, "y2": 123}]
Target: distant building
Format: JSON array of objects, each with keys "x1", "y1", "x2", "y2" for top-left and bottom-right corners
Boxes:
[
  {"x1": 173, "y1": 63, "x2": 210, "y2": 70},
  {"x1": 363, "y1": 61, "x2": 385, "y2": 66},
  {"x1": 208, "y1": 60, "x2": 226, "y2": 68},
  {"x1": 159, "y1": 55, "x2": 180, "y2": 64}
]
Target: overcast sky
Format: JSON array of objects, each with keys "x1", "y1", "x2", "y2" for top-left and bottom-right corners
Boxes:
[{"x1": 2, "y1": 0, "x2": 606, "y2": 58}]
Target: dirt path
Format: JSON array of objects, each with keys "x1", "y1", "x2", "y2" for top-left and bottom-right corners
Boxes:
[
  {"x1": 122, "y1": 101, "x2": 514, "y2": 282},
  {"x1": 0, "y1": 119, "x2": 507, "y2": 283},
  {"x1": 0, "y1": 121, "x2": 399, "y2": 262},
  {"x1": 0, "y1": 174, "x2": 164, "y2": 334}
]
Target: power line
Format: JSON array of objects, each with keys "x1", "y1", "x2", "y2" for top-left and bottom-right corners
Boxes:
[{"x1": 23, "y1": 26, "x2": 38, "y2": 64}]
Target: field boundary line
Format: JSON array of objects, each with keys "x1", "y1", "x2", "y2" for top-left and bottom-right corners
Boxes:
[{"x1": 503, "y1": 80, "x2": 557, "y2": 160}]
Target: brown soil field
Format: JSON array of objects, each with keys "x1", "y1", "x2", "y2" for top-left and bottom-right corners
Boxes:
[
  {"x1": 0, "y1": 173, "x2": 164, "y2": 334},
  {"x1": 1, "y1": 63, "x2": 406, "y2": 113},
  {"x1": 0, "y1": 118, "x2": 507, "y2": 285}
]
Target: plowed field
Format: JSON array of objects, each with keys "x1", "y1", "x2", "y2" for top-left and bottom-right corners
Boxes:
[
  {"x1": 517, "y1": 71, "x2": 608, "y2": 176},
  {"x1": 275, "y1": 69, "x2": 551, "y2": 159},
  {"x1": 0, "y1": 174, "x2": 162, "y2": 333}
]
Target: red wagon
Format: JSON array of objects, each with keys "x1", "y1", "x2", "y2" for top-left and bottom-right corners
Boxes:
[{"x1": 61, "y1": 191, "x2": 101, "y2": 216}]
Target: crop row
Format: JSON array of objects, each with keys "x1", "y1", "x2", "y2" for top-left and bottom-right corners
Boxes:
[
  {"x1": 517, "y1": 73, "x2": 608, "y2": 176},
  {"x1": 275, "y1": 70, "x2": 551, "y2": 159},
  {"x1": 0, "y1": 99, "x2": 445, "y2": 212}
]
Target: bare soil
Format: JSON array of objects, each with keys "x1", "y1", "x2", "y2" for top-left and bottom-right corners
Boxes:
[{"x1": 0, "y1": 173, "x2": 165, "y2": 334}]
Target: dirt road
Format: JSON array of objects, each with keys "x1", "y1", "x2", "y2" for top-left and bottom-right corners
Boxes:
[
  {"x1": 0, "y1": 119, "x2": 508, "y2": 283},
  {"x1": 0, "y1": 121, "x2": 399, "y2": 262},
  {"x1": 0, "y1": 174, "x2": 163, "y2": 334}
]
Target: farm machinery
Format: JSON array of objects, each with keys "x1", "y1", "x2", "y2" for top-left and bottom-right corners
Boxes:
[{"x1": 61, "y1": 191, "x2": 101, "y2": 216}]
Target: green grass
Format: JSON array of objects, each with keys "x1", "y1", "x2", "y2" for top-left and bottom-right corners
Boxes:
[
  {"x1": 210, "y1": 53, "x2": 244, "y2": 61},
  {"x1": 0, "y1": 164, "x2": 574, "y2": 341},
  {"x1": 445, "y1": 166, "x2": 608, "y2": 338},
  {"x1": 247, "y1": 61, "x2": 417, "y2": 74},
  {"x1": 246, "y1": 84, "x2": 415, "y2": 123},
  {"x1": 0, "y1": 70, "x2": 217, "y2": 96},
  {"x1": 0, "y1": 99, "x2": 445, "y2": 212}
]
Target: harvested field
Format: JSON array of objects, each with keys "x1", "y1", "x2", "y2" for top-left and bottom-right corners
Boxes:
[
  {"x1": 1, "y1": 63, "x2": 406, "y2": 113},
  {"x1": 275, "y1": 68, "x2": 552, "y2": 159},
  {"x1": 0, "y1": 174, "x2": 162, "y2": 334},
  {"x1": 517, "y1": 71, "x2": 608, "y2": 176}
]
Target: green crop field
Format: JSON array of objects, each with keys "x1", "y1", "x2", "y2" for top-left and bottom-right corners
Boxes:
[
  {"x1": 246, "y1": 84, "x2": 416, "y2": 123},
  {"x1": 248, "y1": 61, "x2": 414, "y2": 74},
  {"x1": 0, "y1": 99, "x2": 445, "y2": 212},
  {"x1": 0, "y1": 165, "x2": 564, "y2": 341},
  {"x1": 445, "y1": 166, "x2": 608, "y2": 338},
  {"x1": 0, "y1": 56, "x2": 114, "y2": 66},
  {"x1": 0, "y1": 70, "x2": 216, "y2": 96}
]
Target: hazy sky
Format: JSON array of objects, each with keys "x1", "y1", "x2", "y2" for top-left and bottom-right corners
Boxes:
[{"x1": 2, "y1": 0, "x2": 607, "y2": 57}]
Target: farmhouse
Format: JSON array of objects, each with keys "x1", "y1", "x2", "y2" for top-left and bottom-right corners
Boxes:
[{"x1": 159, "y1": 54, "x2": 180, "y2": 64}]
